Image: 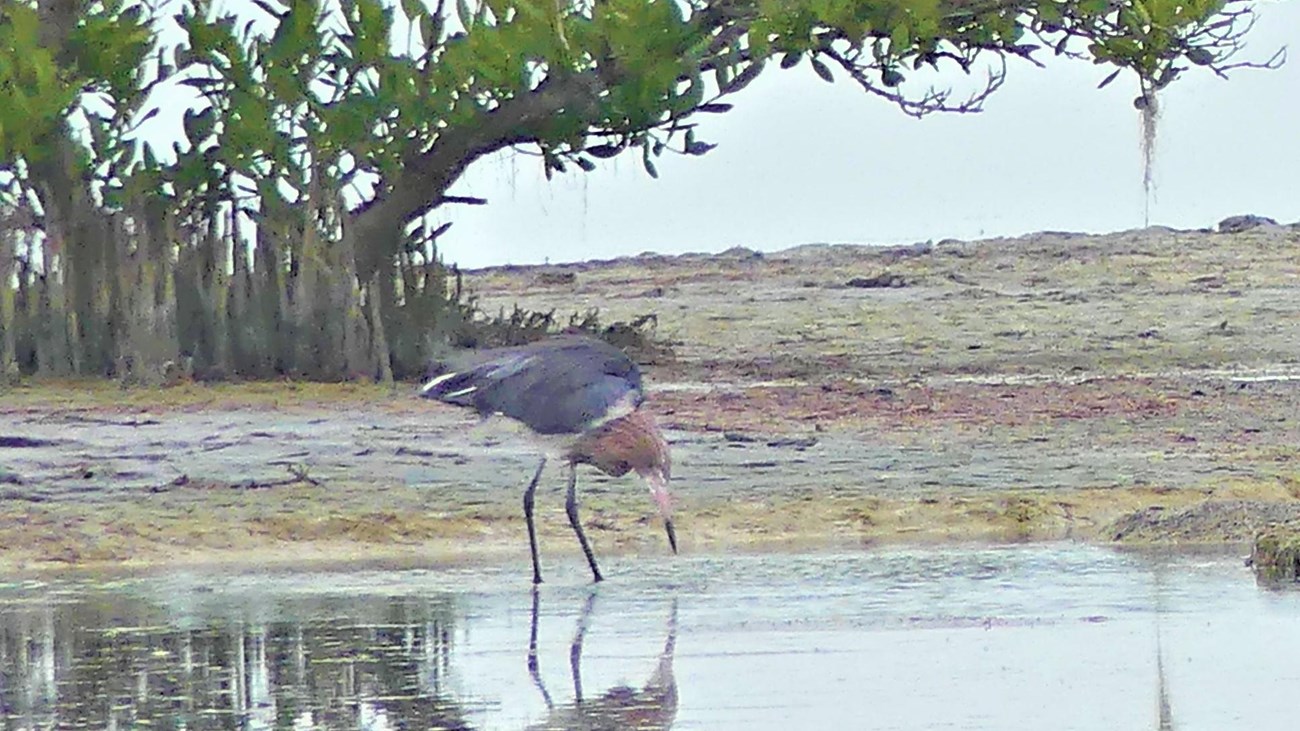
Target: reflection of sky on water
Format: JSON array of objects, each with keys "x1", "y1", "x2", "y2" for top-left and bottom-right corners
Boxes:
[{"x1": 2, "y1": 546, "x2": 1298, "y2": 730}]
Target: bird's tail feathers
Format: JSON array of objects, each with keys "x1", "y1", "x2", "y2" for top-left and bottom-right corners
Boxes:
[{"x1": 419, "y1": 367, "x2": 481, "y2": 405}]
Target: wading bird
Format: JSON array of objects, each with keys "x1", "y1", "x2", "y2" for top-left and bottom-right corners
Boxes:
[{"x1": 419, "y1": 335, "x2": 675, "y2": 583}]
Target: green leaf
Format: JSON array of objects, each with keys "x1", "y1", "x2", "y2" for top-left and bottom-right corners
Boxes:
[
  {"x1": 714, "y1": 64, "x2": 732, "y2": 90},
  {"x1": 1078, "y1": 0, "x2": 1109, "y2": 16},
  {"x1": 401, "y1": 0, "x2": 425, "y2": 21},
  {"x1": 684, "y1": 140, "x2": 715, "y2": 156},
  {"x1": 586, "y1": 144, "x2": 622, "y2": 158},
  {"x1": 671, "y1": 75, "x2": 706, "y2": 115},
  {"x1": 810, "y1": 57, "x2": 834, "y2": 83},
  {"x1": 721, "y1": 61, "x2": 763, "y2": 94},
  {"x1": 183, "y1": 107, "x2": 217, "y2": 145},
  {"x1": 889, "y1": 23, "x2": 911, "y2": 53}
]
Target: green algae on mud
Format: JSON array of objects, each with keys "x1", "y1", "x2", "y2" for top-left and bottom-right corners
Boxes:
[
  {"x1": 3, "y1": 226, "x2": 1300, "y2": 572},
  {"x1": 1251, "y1": 529, "x2": 1300, "y2": 583},
  {"x1": 0, "y1": 472, "x2": 1250, "y2": 575}
]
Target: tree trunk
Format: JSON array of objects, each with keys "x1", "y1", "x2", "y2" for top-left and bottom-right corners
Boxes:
[
  {"x1": 331, "y1": 194, "x2": 370, "y2": 381},
  {"x1": 114, "y1": 200, "x2": 181, "y2": 385},
  {"x1": 294, "y1": 178, "x2": 323, "y2": 378},
  {"x1": 257, "y1": 189, "x2": 292, "y2": 375},
  {"x1": 228, "y1": 199, "x2": 251, "y2": 375},
  {"x1": 0, "y1": 233, "x2": 18, "y2": 385},
  {"x1": 109, "y1": 212, "x2": 135, "y2": 382},
  {"x1": 208, "y1": 206, "x2": 231, "y2": 379},
  {"x1": 366, "y1": 273, "x2": 393, "y2": 384}
]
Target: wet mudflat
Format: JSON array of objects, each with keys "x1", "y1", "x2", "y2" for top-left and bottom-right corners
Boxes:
[
  {"x1": 3, "y1": 374, "x2": 1300, "y2": 571},
  {"x1": 3, "y1": 545, "x2": 1297, "y2": 730},
  {"x1": 5, "y1": 227, "x2": 1300, "y2": 567}
]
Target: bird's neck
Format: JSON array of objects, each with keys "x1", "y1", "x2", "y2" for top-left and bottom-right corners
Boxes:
[{"x1": 568, "y1": 409, "x2": 669, "y2": 478}]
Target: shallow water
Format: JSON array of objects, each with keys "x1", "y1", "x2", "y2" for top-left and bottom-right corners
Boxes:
[{"x1": 1, "y1": 545, "x2": 1296, "y2": 730}]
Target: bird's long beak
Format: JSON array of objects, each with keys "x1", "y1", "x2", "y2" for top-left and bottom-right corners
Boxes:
[{"x1": 647, "y1": 473, "x2": 677, "y2": 554}]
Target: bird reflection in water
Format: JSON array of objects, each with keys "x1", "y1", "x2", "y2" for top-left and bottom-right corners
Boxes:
[{"x1": 524, "y1": 589, "x2": 678, "y2": 730}]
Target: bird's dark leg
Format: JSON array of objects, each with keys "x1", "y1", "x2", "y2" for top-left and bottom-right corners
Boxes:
[
  {"x1": 565, "y1": 463, "x2": 604, "y2": 583},
  {"x1": 524, "y1": 458, "x2": 547, "y2": 585}
]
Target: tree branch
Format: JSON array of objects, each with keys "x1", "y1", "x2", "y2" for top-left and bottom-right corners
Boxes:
[{"x1": 347, "y1": 72, "x2": 604, "y2": 278}]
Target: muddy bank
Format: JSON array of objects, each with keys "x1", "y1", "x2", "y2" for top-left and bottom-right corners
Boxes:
[{"x1": 2, "y1": 225, "x2": 1299, "y2": 572}]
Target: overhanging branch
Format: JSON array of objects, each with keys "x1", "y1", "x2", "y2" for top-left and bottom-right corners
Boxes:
[{"x1": 346, "y1": 71, "x2": 605, "y2": 278}]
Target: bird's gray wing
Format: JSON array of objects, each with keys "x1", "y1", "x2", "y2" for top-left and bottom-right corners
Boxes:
[
  {"x1": 419, "y1": 350, "x2": 532, "y2": 404},
  {"x1": 420, "y1": 337, "x2": 643, "y2": 434}
]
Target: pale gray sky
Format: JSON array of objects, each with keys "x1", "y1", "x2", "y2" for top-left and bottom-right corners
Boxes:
[{"x1": 440, "y1": 1, "x2": 1299, "y2": 268}]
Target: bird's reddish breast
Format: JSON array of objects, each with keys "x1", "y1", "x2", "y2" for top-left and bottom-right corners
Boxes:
[{"x1": 568, "y1": 409, "x2": 670, "y2": 478}]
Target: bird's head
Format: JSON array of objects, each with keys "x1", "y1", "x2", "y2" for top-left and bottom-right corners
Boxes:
[
  {"x1": 633, "y1": 420, "x2": 676, "y2": 556},
  {"x1": 578, "y1": 409, "x2": 677, "y2": 555}
]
